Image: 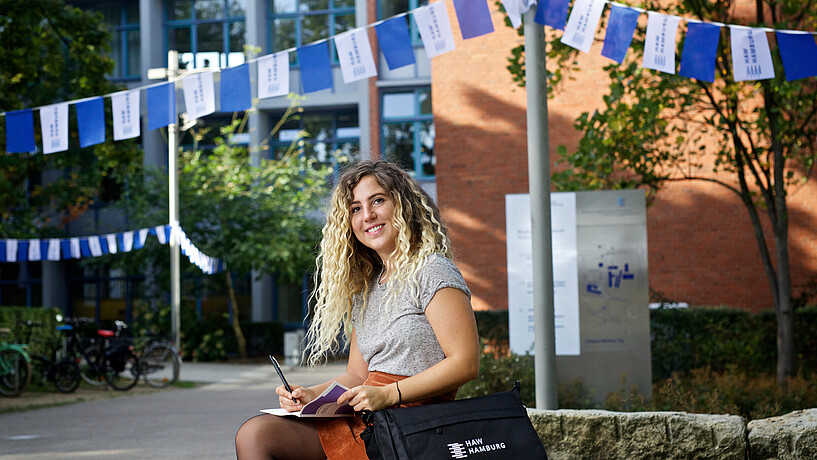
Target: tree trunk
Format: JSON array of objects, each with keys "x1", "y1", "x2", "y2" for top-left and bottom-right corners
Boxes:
[{"x1": 225, "y1": 270, "x2": 248, "y2": 360}]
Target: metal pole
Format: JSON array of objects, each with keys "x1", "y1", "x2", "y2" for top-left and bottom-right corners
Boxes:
[
  {"x1": 167, "y1": 50, "x2": 182, "y2": 348},
  {"x1": 523, "y1": 10, "x2": 558, "y2": 409}
]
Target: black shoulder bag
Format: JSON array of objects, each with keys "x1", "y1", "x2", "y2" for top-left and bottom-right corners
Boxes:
[{"x1": 360, "y1": 381, "x2": 548, "y2": 460}]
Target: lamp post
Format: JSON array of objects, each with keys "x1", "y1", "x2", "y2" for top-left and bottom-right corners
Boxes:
[
  {"x1": 523, "y1": 10, "x2": 558, "y2": 409},
  {"x1": 148, "y1": 50, "x2": 181, "y2": 348}
]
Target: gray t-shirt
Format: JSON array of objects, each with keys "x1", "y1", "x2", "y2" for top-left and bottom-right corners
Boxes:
[{"x1": 352, "y1": 253, "x2": 471, "y2": 376}]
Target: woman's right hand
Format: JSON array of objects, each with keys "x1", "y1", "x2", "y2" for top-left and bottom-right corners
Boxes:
[{"x1": 276, "y1": 384, "x2": 317, "y2": 412}]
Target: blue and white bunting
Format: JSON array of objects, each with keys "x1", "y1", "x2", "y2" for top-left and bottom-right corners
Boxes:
[
  {"x1": 414, "y1": 2, "x2": 457, "y2": 59},
  {"x1": 258, "y1": 51, "x2": 290, "y2": 99},
  {"x1": 40, "y1": 103, "x2": 69, "y2": 154},
  {"x1": 182, "y1": 71, "x2": 216, "y2": 119},
  {"x1": 730, "y1": 26, "x2": 775, "y2": 81},
  {"x1": 601, "y1": 4, "x2": 640, "y2": 63},
  {"x1": 6, "y1": 109, "x2": 36, "y2": 154},
  {"x1": 88, "y1": 236, "x2": 103, "y2": 257},
  {"x1": 679, "y1": 22, "x2": 721, "y2": 83},
  {"x1": 775, "y1": 31, "x2": 817, "y2": 81},
  {"x1": 561, "y1": 0, "x2": 607, "y2": 53},
  {"x1": 453, "y1": 0, "x2": 495, "y2": 39},
  {"x1": 6, "y1": 239, "x2": 18, "y2": 263},
  {"x1": 105, "y1": 234, "x2": 118, "y2": 254},
  {"x1": 111, "y1": 89, "x2": 141, "y2": 141},
  {"x1": 376, "y1": 17, "x2": 416, "y2": 70},
  {"x1": 335, "y1": 28, "x2": 378, "y2": 83},
  {"x1": 147, "y1": 82, "x2": 176, "y2": 130},
  {"x1": 28, "y1": 239, "x2": 41, "y2": 261},
  {"x1": 643, "y1": 12, "x2": 681, "y2": 74},
  {"x1": 298, "y1": 43, "x2": 334, "y2": 93},
  {"x1": 221, "y1": 64, "x2": 252, "y2": 112},
  {"x1": 75, "y1": 97, "x2": 106, "y2": 147}
]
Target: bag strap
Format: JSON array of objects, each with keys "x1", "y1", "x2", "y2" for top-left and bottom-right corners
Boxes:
[{"x1": 361, "y1": 409, "x2": 374, "y2": 427}]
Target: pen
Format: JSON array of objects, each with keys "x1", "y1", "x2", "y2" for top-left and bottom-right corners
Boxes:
[{"x1": 270, "y1": 354, "x2": 298, "y2": 403}]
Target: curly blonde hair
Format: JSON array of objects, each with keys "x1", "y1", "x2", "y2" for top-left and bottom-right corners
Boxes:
[{"x1": 305, "y1": 160, "x2": 452, "y2": 366}]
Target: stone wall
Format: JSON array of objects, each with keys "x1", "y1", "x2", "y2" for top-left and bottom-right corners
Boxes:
[{"x1": 527, "y1": 408, "x2": 817, "y2": 459}]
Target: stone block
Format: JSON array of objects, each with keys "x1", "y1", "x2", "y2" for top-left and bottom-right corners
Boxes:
[{"x1": 748, "y1": 409, "x2": 817, "y2": 460}]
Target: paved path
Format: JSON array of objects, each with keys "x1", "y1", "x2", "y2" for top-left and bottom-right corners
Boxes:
[{"x1": 0, "y1": 361, "x2": 346, "y2": 459}]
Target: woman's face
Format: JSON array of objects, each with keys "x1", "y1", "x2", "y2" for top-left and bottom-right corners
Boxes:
[{"x1": 349, "y1": 175, "x2": 397, "y2": 265}]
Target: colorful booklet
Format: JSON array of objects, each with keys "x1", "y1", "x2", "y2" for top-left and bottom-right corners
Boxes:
[{"x1": 260, "y1": 381, "x2": 354, "y2": 417}]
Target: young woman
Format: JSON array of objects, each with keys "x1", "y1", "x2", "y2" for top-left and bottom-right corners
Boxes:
[{"x1": 235, "y1": 160, "x2": 479, "y2": 459}]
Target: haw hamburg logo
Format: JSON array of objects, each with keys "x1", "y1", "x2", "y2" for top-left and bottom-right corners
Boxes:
[{"x1": 447, "y1": 438, "x2": 507, "y2": 458}]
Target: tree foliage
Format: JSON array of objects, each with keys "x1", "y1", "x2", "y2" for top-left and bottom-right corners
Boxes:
[
  {"x1": 0, "y1": 0, "x2": 141, "y2": 237},
  {"x1": 504, "y1": 0, "x2": 817, "y2": 385}
]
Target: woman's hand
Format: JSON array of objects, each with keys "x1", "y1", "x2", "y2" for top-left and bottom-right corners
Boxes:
[
  {"x1": 276, "y1": 384, "x2": 318, "y2": 412},
  {"x1": 337, "y1": 384, "x2": 398, "y2": 412}
]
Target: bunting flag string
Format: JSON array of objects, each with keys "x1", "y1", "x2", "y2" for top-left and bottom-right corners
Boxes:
[
  {"x1": 0, "y1": 225, "x2": 224, "y2": 275},
  {"x1": 2, "y1": 0, "x2": 817, "y2": 154}
]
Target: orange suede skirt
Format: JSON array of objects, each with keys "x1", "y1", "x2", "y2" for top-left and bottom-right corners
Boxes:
[{"x1": 316, "y1": 371, "x2": 456, "y2": 460}]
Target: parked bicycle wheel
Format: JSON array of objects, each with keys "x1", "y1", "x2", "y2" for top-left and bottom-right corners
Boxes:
[
  {"x1": 0, "y1": 348, "x2": 31, "y2": 396},
  {"x1": 141, "y1": 343, "x2": 181, "y2": 388},
  {"x1": 53, "y1": 360, "x2": 81, "y2": 393},
  {"x1": 104, "y1": 354, "x2": 140, "y2": 391},
  {"x1": 79, "y1": 344, "x2": 107, "y2": 387}
]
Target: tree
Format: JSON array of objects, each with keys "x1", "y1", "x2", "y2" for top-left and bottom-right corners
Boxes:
[
  {"x1": 0, "y1": 0, "x2": 141, "y2": 237},
  {"x1": 505, "y1": 0, "x2": 817, "y2": 386}
]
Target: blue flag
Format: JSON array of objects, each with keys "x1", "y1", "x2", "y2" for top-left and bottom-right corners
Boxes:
[
  {"x1": 80, "y1": 239, "x2": 91, "y2": 258},
  {"x1": 679, "y1": 22, "x2": 721, "y2": 83},
  {"x1": 75, "y1": 97, "x2": 106, "y2": 148},
  {"x1": 0, "y1": 241, "x2": 5, "y2": 263},
  {"x1": 453, "y1": 0, "x2": 495, "y2": 39},
  {"x1": 601, "y1": 5, "x2": 640, "y2": 63},
  {"x1": 534, "y1": 0, "x2": 570, "y2": 31},
  {"x1": 220, "y1": 64, "x2": 252, "y2": 112},
  {"x1": 297, "y1": 43, "x2": 333, "y2": 93},
  {"x1": 375, "y1": 17, "x2": 416, "y2": 70},
  {"x1": 17, "y1": 241, "x2": 29, "y2": 262},
  {"x1": 5, "y1": 109, "x2": 36, "y2": 153},
  {"x1": 147, "y1": 82, "x2": 176, "y2": 130},
  {"x1": 775, "y1": 32, "x2": 817, "y2": 81}
]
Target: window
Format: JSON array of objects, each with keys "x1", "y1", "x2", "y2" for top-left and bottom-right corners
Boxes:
[
  {"x1": 95, "y1": 2, "x2": 141, "y2": 80},
  {"x1": 381, "y1": 88, "x2": 434, "y2": 178},
  {"x1": 271, "y1": 109, "x2": 360, "y2": 171},
  {"x1": 165, "y1": 0, "x2": 247, "y2": 69},
  {"x1": 268, "y1": 0, "x2": 355, "y2": 64},
  {"x1": 378, "y1": 0, "x2": 427, "y2": 43}
]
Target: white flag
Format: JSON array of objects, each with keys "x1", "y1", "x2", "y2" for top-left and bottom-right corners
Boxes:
[
  {"x1": 335, "y1": 28, "x2": 378, "y2": 83},
  {"x1": 501, "y1": 0, "x2": 537, "y2": 29},
  {"x1": 6, "y1": 239, "x2": 18, "y2": 263},
  {"x1": 105, "y1": 234, "x2": 118, "y2": 254},
  {"x1": 69, "y1": 238, "x2": 81, "y2": 259},
  {"x1": 28, "y1": 239, "x2": 42, "y2": 261},
  {"x1": 88, "y1": 236, "x2": 103, "y2": 257},
  {"x1": 561, "y1": 0, "x2": 606, "y2": 53},
  {"x1": 730, "y1": 26, "x2": 775, "y2": 81},
  {"x1": 40, "y1": 103, "x2": 69, "y2": 154},
  {"x1": 414, "y1": 2, "x2": 456, "y2": 59},
  {"x1": 258, "y1": 51, "x2": 290, "y2": 99},
  {"x1": 47, "y1": 239, "x2": 61, "y2": 261},
  {"x1": 111, "y1": 90, "x2": 141, "y2": 140},
  {"x1": 138, "y1": 228, "x2": 150, "y2": 248},
  {"x1": 122, "y1": 231, "x2": 135, "y2": 252},
  {"x1": 643, "y1": 12, "x2": 681, "y2": 74},
  {"x1": 155, "y1": 225, "x2": 168, "y2": 244},
  {"x1": 182, "y1": 71, "x2": 216, "y2": 120}
]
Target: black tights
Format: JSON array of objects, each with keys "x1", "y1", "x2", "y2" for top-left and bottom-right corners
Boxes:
[{"x1": 235, "y1": 414, "x2": 326, "y2": 460}]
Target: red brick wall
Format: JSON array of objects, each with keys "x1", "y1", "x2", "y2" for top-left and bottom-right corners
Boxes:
[{"x1": 432, "y1": 2, "x2": 817, "y2": 312}]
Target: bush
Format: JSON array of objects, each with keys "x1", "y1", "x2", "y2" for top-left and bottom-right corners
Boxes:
[{"x1": 0, "y1": 306, "x2": 63, "y2": 382}]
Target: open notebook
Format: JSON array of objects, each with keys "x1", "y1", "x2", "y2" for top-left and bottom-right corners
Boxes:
[{"x1": 261, "y1": 381, "x2": 354, "y2": 418}]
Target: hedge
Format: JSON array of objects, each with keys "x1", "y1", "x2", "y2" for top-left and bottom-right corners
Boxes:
[
  {"x1": 474, "y1": 306, "x2": 817, "y2": 382},
  {"x1": 0, "y1": 306, "x2": 63, "y2": 361}
]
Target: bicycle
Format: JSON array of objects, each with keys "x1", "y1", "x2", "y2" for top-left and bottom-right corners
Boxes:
[
  {"x1": 20, "y1": 320, "x2": 81, "y2": 394},
  {"x1": 61, "y1": 317, "x2": 141, "y2": 391},
  {"x1": 0, "y1": 327, "x2": 31, "y2": 396},
  {"x1": 137, "y1": 332, "x2": 182, "y2": 389}
]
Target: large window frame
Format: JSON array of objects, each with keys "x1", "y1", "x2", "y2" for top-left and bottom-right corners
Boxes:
[
  {"x1": 267, "y1": 0, "x2": 356, "y2": 65},
  {"x1": 90, "y1": 1, "x2": 142, "y2": 81},
  {"x1": 381, "y1": 87, "x2": 434, "y2": 179},
  {"x1": 164, "y1": 0, "x2": 247, "y2": 70},
  {"x1": 270, "y1": 109, "x2": 360, "y2": 174}
]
